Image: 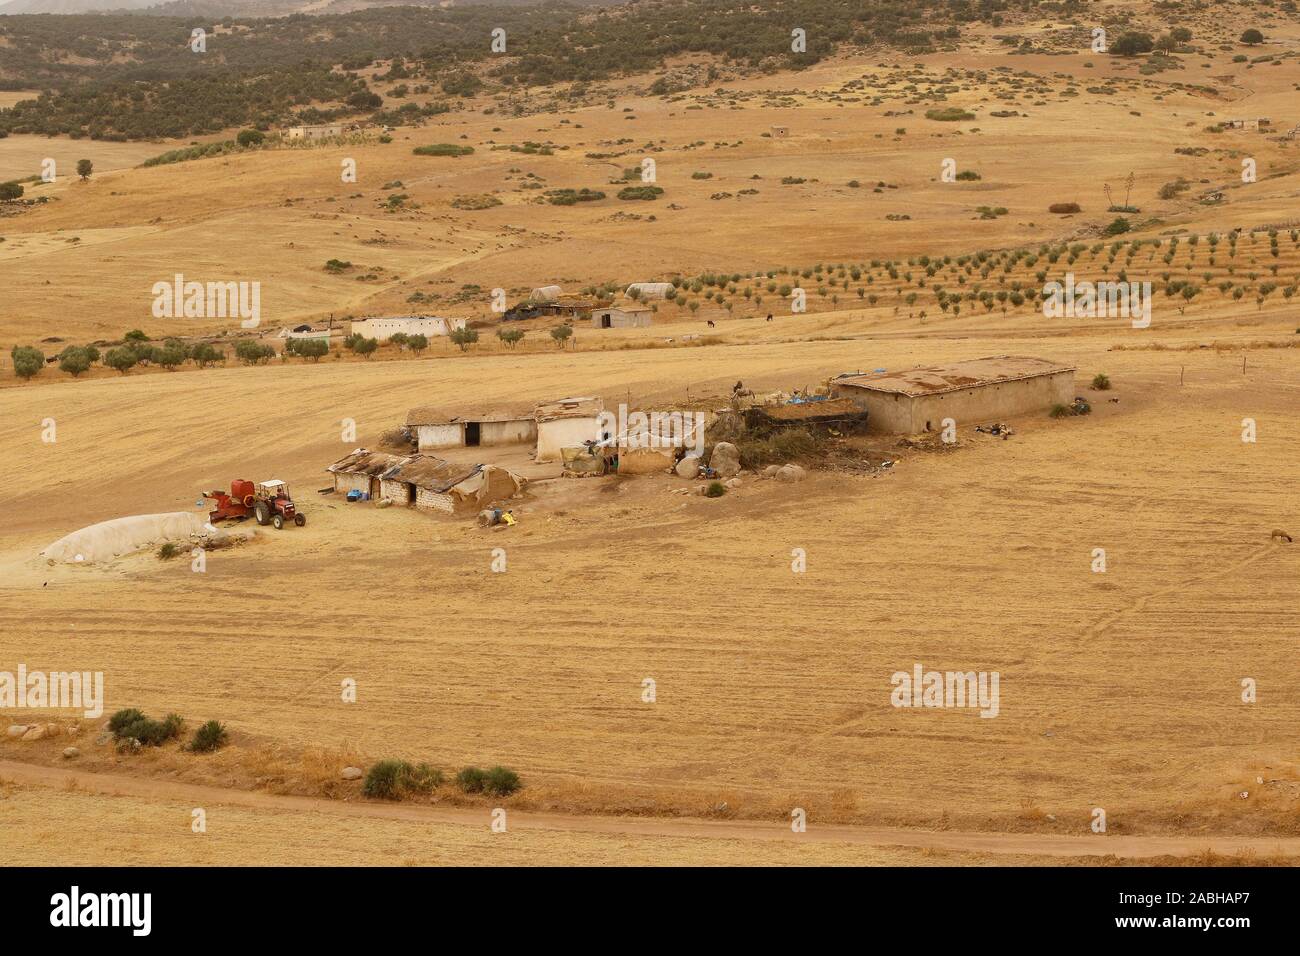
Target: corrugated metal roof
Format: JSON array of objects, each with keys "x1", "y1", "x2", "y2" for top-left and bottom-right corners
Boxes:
[
  {"x1": 405, "y1": 404, "x2": 535, "y2": 426},
  {"x1": 833, "y1": 356, "x2": 1075, "y2": 398},
  {"x1": 534, "y1": 396, "x2": 604, "y2": 422},
  {"x1": 326, "y1": 449, "x2": 480, "y2": 492}
]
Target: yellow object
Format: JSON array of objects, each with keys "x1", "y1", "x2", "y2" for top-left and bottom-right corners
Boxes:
[{"x1": 501, "y1": 511, "x2": 517, "y2": 526}]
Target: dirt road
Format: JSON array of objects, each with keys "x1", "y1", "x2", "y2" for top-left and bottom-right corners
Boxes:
[{"x1": 4, "y1": 759, "x2": 1296, "y2": 861}]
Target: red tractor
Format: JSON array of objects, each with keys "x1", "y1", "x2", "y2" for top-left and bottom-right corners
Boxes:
[{"x1": 204, "y1": 479, "x2": 305, "y2": 529}]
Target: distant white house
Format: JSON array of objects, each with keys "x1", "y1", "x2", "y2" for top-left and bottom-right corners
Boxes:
[
  {"x1": 286, "y1": 124, "x2": 343, "y2": 141},
  {"x1": 530, "y1": 285, "x2": 563, "y2": 301},
  {"x1": 625, "y1": 282, "x2": 675, "y2": 300},
  {"x1": 592, "y1": 305, "x2": 652, "y2": 329},
  {"x1": 350, "y1": 316, "x2": 467, "y2": 342}
]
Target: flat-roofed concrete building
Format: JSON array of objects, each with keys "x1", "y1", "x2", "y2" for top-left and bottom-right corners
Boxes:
[{"x1": 830, "y1": 356, "x2": 1076, "y2": 434}]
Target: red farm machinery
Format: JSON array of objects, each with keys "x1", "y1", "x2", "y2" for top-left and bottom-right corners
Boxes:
[{"x1": 204, "y1": 479, "x2": 306, "y2": 529}]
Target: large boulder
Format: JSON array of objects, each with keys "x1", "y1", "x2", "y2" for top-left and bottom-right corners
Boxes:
[
  {"x1": 340, "y1": 766, "x2": 364, "y2": 780},
  {"x1": 761, "y1": 465, "x2": 781, "y2": 479},
  {"x1": 675, "y1": 455, "x2": 702, "y2": 479},
  {"x1": 6, "y1": 725, "x2": 29, "y2": 739},
  {"x1": 775, "y1": 464, "x2": 807, "y2": 483},
  {"x1": 21, "y1": 725, "x2": 47, "y2": 742},
  {"x1": 709, "y1": 442, "x2": 741, "y2": 478}
]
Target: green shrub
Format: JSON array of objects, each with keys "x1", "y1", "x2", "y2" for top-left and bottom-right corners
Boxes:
[
  {"x1": 11, "y1": 345, "x2": 44, "y2": 380},
  {"x1": 1049, "y1": 404, "x2": 1072, "y2": 418},
  {"x1": 617, "y1": 185, "x2": 664, "y2": 201},
  {"x1": 364, "y1": 759, "x2": 410, "y2": 799},
  {"x1": 413, "y1": 143, "x2": 474, "y2": 157},
  {"x1": 157, "y1": 542, "x2": 180, "y2": 560},
  {"x1": 456, "y1": 766, "x2": 488, "y2": 793},
  {"x1": 925, "y1": 107, "x2": 975, "y2": 121},
  {"x1": 1091, "y1": 373, "x2": 1111, "y2": 390},
  {"x1": 109, "y1": 709, "x2": 183, "y2": 747},
  {"x1": 188, "y1": 720, "x2": 228, "y2": 753},
  {"x1": 364, "y1": 759, "x2": 445, "y2": 799},
  {"x1": 705, "y1": 480, "x2": 726, "y2": 497},
  {"x1": 482, "y1": 766, "x2": 521, "y2": 796}
]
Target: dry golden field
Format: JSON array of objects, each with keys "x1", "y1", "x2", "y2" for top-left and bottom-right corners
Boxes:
[{"x1": 2, "y1": 6, "x2": 1299, "y2": 866}]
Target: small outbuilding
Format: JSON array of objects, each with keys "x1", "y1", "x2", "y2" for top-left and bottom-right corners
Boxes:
[
  {"x1": 286, "y1": 124, "x2": 343, "y2": 141},
  {"x1": 770, "y1": 125, "x2": 790, "y2": 138},
  {"x1": 534, "y1": 397, "x2": 607, "y2": 462},
  {"x1": 592, "y1": 305, "x2": 652, "y2": 329},
  {"x1": 830, "y1": 356, "x2": 1076, "y2": 434},
  {"x1": 530, "y1": 285, "x2": 563, "y2": 301},
  {"x1": 405, "y1": 405, "x2": 538, "y2": 452},
  {"x1": 326, "y1": 449, "x2": 524, "y2": 515}
]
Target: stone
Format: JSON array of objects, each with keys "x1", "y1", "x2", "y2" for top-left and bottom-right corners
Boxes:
[
  {"x1": 21, "y1": 725, "x2": 47, "y2": 742},
  {"x1": 5, "y1": 725, "x2": 28, "y2": 739},
  {"x1": 62, "y1": 747, "x2": 80, "y2": 760},
  {"x1": 725, "y1": 478, "x2": 741, "y2": 489},
  {"x1": 44, "y1": 723, "x2": 61, "y2": 738},
  {"x1": 761, "y1": 465, "x2": 781, "y2": 478},
  {"x1": 341, "y1": 766, "x2": 364, "y2": 780},
  {"x1": 95, "y1": 732, "x2": 113, "y2": 746},
  {"x1": 675, "y1": 455, "x2": 701, "y2": 479},
  {"x1": 709, "y1": 442, "x2": 741, "y2": 478},
  {"x1": 775, "y1": 464, "x2": 807, "y2": 483}
]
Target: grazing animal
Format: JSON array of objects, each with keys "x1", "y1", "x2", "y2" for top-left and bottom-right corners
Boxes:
[
  {"x1": 707, "y1": 320, "x2": 715, "y2": 328},
  {"x1": 1271, "y1": 529, "x2": 1292, "y2": 543},
  {"x1": 766, "y1": 313, "x2": 773, "y2": 322}
]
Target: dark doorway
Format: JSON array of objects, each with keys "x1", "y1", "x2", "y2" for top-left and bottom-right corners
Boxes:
[
  {"x1": 601, "y1": 314, "x2": 612, "y2": 328},
  {"x1": 465, "y1": 421, "x2": 481, "y2": 446}
]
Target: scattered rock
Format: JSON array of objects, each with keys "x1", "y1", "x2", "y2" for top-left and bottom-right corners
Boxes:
[
  {"x1": 44, "y1": 723, "x2": 61, "y2": 738},
  {"x1": 95, "y1": 732, "x2": 113, "y2": 746},
  {"x1": 761, "y1": 465, "x2": 781, "y2": 479},
  {"x1": 725, "y1": 478, "x2": 741, "y2": 489},
  {"x1": 6, "y1": 725, "x2": 28, "y2": 739},
  {"x1": 62, "y1": 747, "x2": 80, "y2": 760},
  {"x1": 341, "y1": 766, "x2": 364, "y2": 780},
  {"x1": 693, "y1": 484, "x2": 710, "y2": 495},
  {"x1": 21, "y1": 725, "x2": 47, "y2": 742},
  {"x1": 775, "y1": 464, "x2": 807, "y2": 483},
  {"x1": 675, "y1": 455, "x2": 701, "y2": 479},
  {"x1": 709, "y1": 442, "x2": 741, "y2": 478}
]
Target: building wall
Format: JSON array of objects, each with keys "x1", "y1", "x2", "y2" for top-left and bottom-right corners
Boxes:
[
  {"x1": 379, "y1": 479, "x2": 413, "y2": 505},
  {"x1": 333, "y1": 473, "x2": 375, "y2": 496},
  {"x1": 351, "y1": 317, "x2": 466, "y2": 342},
  {"x1": 415, "y1": 488, "x2": 455, "y2": 514},
  {"x1": 416, "y1": 423, "x2": 464, "y2": 451},
  {"x1": 833, "y1": 371, "x2": 1075, "y2": 434},
  {"x1": 592, "y1": 309, "x2": 652, "y2": 329},
  {"x1": 479, "y1": 419, "x2": 537, "y2": 446},
  {"x1": 536, "y1": 416, "x2": 604, "y2": 462}
]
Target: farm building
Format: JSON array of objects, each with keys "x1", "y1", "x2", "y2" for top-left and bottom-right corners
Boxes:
[
  {"x1": 613, "y1": 410, "x2": 710, "y2": 474},
  {"x1": 276, "y1": 326, "x2": 331, "y2": 341},
  {"x1": 770, "y1": 126, "x2": 790, "y2": 138},
  {"x1": 286, "y1": 124, "x2": 343, "y2": 140},
  {"x1": 534, "y1": 397, "x2": 607, "y2": 462},
  {"x1": 405, "y1": 405, "x2": 537, "y2": 452},
  {"x1": 592, "y1": 305, "x2": 652, "y2": 329},
  {"x1": 350, "y1": 315, "x2": 466, "y2": 342},
  {"x1": 504, "y1": 295, "x2": 608, "y2": 323},
  {"x1": 830, "y1": 356, "x2": 1076, "y2": 434},
  {"x1": 624, "y1": 282, "x2": 675, "y2": 300},
  {"x1": 326, "y1": 449, "x2": 524, "y2": 515}
]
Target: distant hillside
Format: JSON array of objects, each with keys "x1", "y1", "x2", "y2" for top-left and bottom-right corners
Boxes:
[{"x1": 0, "y1": 0, "x2": 161, "y2": 12}]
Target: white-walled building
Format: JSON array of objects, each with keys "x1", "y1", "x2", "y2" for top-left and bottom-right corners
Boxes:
[
  {"x1": 591, "y1": 305, "x2": 652, "y2": 329},
  {"x1": 405, "y1": 405, "x2": 537, "y2": 452},
  {"x1": 534, "y1": 397, "x2": 607, "y2": 462},
  {"x1": 350, "y1": 315, "x2": 467, "y2": 342},
  {"x1": 286, "y1": 124, "x2": 343, "y2": 140}
]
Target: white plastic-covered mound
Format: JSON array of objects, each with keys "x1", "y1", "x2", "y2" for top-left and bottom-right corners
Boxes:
[{"x1": 42, "y1": 512, "x2": 211, "y2": 565}]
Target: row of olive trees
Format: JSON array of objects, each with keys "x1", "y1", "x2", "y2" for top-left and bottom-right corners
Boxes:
[{"x1": 9, "y1": 332, "x2": 228, "y2": 380}]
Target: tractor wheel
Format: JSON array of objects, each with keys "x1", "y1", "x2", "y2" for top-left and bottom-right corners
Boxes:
[
  {"x1": 294, "y1": 513, "x2": 306, "y2": 527},
  {"x1": 272, "y1": 513, "x2": 284, "y2": 530},
  {"x1": 254, "y1": 501, "x2": 270, "y2": 526}
]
